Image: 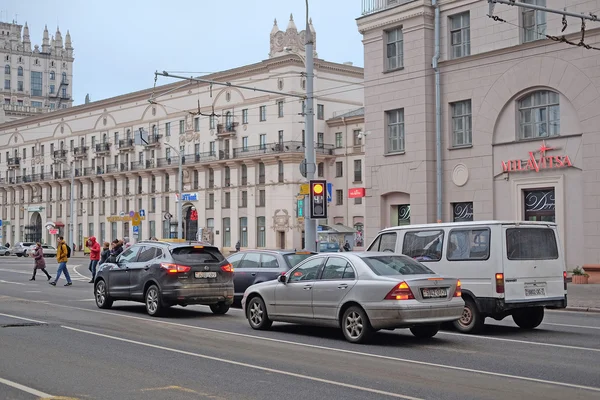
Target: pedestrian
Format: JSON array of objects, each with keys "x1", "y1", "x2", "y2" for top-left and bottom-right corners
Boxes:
[
  {"x1": 50, "y1": 236, "x2": 72, "y2": 286},
  {"x1": 87, "y1": 236, "x2": 101, "y2": 283},
  {"x1": 29, "y1": 242, "x2": 52, "y2": 281},
  {"x1": 99, "y1": 242, "x2": 110, "y2": 265},
  {"x1": 235, "y1": 240, "x2": 241, "y2": 252},
  {"x1": 343, "y1": 240, "x2": 351, "y2": 252},
  {"x1": 111, "y1": 239, "x2": 124, "y2": 258}
]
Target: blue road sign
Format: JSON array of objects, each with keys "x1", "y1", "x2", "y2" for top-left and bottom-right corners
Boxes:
[
  {"x1": 0, "y1": 219, "x2": 3, "y2": 227},
  {"x1": 139, "y1": 209, "x2": 146, "y2": 218},
  {"x1": 326, "y1": 183, "x2": 332, "y2": 203},
  {"x1": 129, "y1": 211, "x2": 135, "y2": 217},
  {"x1": 132, "y1": 226, "x2": 139, "y2": 233}
]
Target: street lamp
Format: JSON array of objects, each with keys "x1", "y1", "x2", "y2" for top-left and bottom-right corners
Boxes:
[
  {"x1": 56, "y1": 159, "x2": 75, "y2": 247},
  {"x1": 163, "y1": 142, "x2": 183, "y2": 240}
]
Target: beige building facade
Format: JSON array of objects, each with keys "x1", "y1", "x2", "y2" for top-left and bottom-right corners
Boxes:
[
  {"x1": 0, "y1": 15, "x2": 364, "y2": 252},
  {"x1": 358, "y1": 0, "x2": 600, "y2": 268}
]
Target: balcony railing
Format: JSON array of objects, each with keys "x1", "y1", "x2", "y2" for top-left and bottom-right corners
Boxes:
[
  {"x1": 53, "y1": 149, "x2": 68, "y2": 159},
  {"x1": 2, "y1": 104, "x2": 45, "y2": 114},
  {"x1": 118, "y1": 138, "x2": 135, "y2": 150},
  {"x1": 360, "y1": 0, "x2": 415, "y2": 16},
  {"x1": 95, "y1": 143, "x2": 111, "y2": 153},
  {"x1": 232, "y1": 141, "x2": 334, "y2": 159},
  {"x1": 145, "y1": 134, "x2": 162, "y2": 146},
  {"x1": 217, "y1": 122, "x2": 238, "y2": 136},
  {"x1": 7, "y1": 157, "x2": 20, "y2": 167},
  {"x1": 73, "y1": 146, "x2": 88, "y2": 157},
  {"x1": 130, "y1": 161, "x2": 145, "y2": 171}
]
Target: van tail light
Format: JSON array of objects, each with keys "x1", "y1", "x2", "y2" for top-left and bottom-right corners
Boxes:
[
  {"x1": 563, "y1": 271, "x2": 568, "y2": 290},
  {"x1": 221, "y1": 263, "x2": 234, "y2": 273},
  {"x1": 385, "y1": 281, "x2": 415, "y2": 300},
  {"x1": 453, "y1": 280, "x2": 462, "y2": 297},
  {"x1": 160, "y1": 263, "x2": 191, "y2": 274},
  {"x1": 495, "y1": 273, "x2": 505, "y2": 294}
]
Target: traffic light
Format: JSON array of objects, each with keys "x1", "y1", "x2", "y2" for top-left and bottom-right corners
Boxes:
[{"x1": 309, "y1": 180, "x2": 327, "y2": 219}]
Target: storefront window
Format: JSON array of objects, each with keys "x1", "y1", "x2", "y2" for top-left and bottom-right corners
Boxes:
[
  {"x1": 453, "y1": 202, "x2": 473, "y2": 222},
  {"x1": 524, "y1": 189, "x2": 555, "y2": 222},
  {"x1": 354, "y1": 223, "x2": 364, "y2": 247}
]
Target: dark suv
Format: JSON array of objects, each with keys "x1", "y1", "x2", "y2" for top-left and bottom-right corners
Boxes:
[
  {"x1": 227, "y1": 249, "x2": 316, "y2": 302},
  {"x1": 94, "y1": 241, "x2": 234, "y2": 316}
]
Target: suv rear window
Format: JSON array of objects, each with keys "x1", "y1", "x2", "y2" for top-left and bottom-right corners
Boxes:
[
  {"x1": 284, "y1": 253, "x2": 314, "y2": 268},
  {"x1": 506, "y1": 228, "x2": 559, "y2": 260},
  {"x1": 171, "y1": 246, "x2": 224, "y2": 263},
  {"x1": 361, "y1": 255, "x2": 435, "y2": 276}
]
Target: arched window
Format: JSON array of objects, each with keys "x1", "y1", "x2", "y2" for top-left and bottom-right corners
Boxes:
[
  {"x1": 4, "y1": 64, "x2": 10, "y2": 74},
  {"x1": 152, "y1": 125, "x2": 157, "y2": 135},
  {"x1": 49, "y1": 71, "x2": 55, "y2": 80},
  {"x1": 17, "y1": 66, "x2": 23, "y2": 76},
  {"x1": 278, "y1": 161, "x2": 284, "y2": 183},
  {"x1": 62, "y1": 72, "x2": 67, "y2": 83},
  {"x1": 518, "y1": 90, "x2": 560, "y2": 140},
  {"x1": 225, "y1": 111, "x2": 232, "y2": 129}
]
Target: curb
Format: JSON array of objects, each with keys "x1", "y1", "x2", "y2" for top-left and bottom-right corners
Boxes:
[{"x1": 564, "y1": 306, "x2": 600, "y2": 313}]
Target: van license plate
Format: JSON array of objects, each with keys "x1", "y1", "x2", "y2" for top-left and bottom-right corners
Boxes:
[
  {"x1": 195, "y1": 272, "x2": 217, "y2": 279},
  {"x1": 421, "y1": 288, "x2": 447, "y2": 298},
  {"x1": 525, "y1": 287, "x2": 545, "y2": 297}
]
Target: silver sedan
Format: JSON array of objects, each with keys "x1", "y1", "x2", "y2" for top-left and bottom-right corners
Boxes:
[{"x1": 242, "y1": 252, "x2": 464, "y2": 343}]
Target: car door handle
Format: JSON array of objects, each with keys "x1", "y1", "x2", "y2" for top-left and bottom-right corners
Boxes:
[
  {"x1": 338, "y1": 284, "x2": 348, "y2": 289},
  {"x1": 251, "y1": 273, "x2": 256, "y2": 276},
  {"x1": 303, "y1": 285, "x2": 312, "y2": 290}
]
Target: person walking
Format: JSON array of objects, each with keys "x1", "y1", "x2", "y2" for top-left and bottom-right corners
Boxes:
[
  {"x1": 87, "y1": 236, "x2": 101, "y2": 283},
  {"x1": 50, "y1": 236, "x2": 72, "y2": 287},
  {"x1": 99, "y1": 242, "x2": 110, "y2": 265},
  {"x1": 29, "y1": 242, "x2": 51, "y2": 281},
  {"x1": 235, "y1": 240, "x2": 241, "y2": 252}
]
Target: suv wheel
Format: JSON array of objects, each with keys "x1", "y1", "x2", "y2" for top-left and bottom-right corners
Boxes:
[
  {"x1": 210, "y1": 302, "x2": 230, "y2": 315},
  {"x1": 145, "y1": 284, "x2": 165, "y2": 317},
  {"x1": 95, "y1": 280, "x2": 113, "y2": 309},
  {"x1": 247, "y1": 296, "x2": 272, "y2": 330}
]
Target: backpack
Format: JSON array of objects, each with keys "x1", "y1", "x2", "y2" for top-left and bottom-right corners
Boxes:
[{"x1": 65, "y1": 244, "x2": 71, "y2": 258}]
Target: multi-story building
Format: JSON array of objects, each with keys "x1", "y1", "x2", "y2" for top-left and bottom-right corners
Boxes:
[
  {"x1": 357, "y1": 0, "x2": 600, "y2": 268},
  {"x1": 1, "y1": 21, "x2": 74, "y2": 124},
  {"x1": 0, "y1": 15, "x2": 364, "y2": 252}
]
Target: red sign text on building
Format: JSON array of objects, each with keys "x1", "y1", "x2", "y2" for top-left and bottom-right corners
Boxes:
[
  {"x1": 348, "y1": 188, "x2": 366, "y2": 198},
  {"x1": 501, "y1": 141, "x2": 573, "y2": 173}
]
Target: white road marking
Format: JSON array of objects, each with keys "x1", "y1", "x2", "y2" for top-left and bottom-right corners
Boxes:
[
  {"x1": 74, "y1": 299, "x2": 96, "y2": 302},
  {"x1": 438, "y1": 331, "x2": 600, "y2": 353},
  {"x1": 25, "y1": 291, "x2": 41, "y2": 293},
  {"x1": 0, "y1": 280, "x2": 27, "y2": 285},
  {"x1": 0, "y1": 312, "x2": 47, "y2": 324},
  {"x1": 543, "y1": 322, "x2": 600, "y2": 330},
  {"x1": 72, "y1": 265, "x2": 89, "y2": 280},
  {"x1": 62, "y1": 325, "x2": 422, "y2": 400},
  {"x1": 0, "y1": 377, "x2": 53, "y2": 398},
  {"x1": 0, "y1": 268, "x2": 30, "y2": 275}
]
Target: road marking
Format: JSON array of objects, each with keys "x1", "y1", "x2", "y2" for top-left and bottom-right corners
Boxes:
[
  {"x1": 0, "y1": 376, "x2": 53, "y2": 398},
  {"x1": 0, "y1": 268, "x2": 33, "y2": 275},
  {"x1": 62, "y1": 325, "x2": 422, "y2": 400},
  {"x1": 0, "y1": 279, "x2": 27, "y2": 285},
  {"x1": 438, "y1": 331, "x2": 600, "y2": 353},
  {"x1": 72, "y1": 265, "x2": 89, "y2": 280},
  {"x1": 25, "y1": 290, "x2": 41, "y2": 293},
  {"x1": 0, "y1": 312, "x2": 47, "y2": 324},
  {"x1": 74, "y1": 299, "x2": 96, "y2": 302},
  {"x1": 543, "y1": 322, "x2": 600, "y2": 330}
]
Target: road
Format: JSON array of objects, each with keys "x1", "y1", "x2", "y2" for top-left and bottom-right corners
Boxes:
[{"x1": 0, "y1": 257, "x2": 599, "y2": 400}]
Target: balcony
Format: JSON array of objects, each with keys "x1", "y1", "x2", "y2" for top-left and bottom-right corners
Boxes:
[
  {"x1": 84, "y1": 167, "x2": 96, "y2": 176},
  {"x1": 360, "y1": 0, "x2": 415, "y2": 16},
  {"x1": 7, "y1": 157, "x2": 20, "y2": 168},
  {"x1": 232, "y1": 141, "x2": 335, "y2": 159},
  {"x1": 2, "y1": 104, "x2": 46, "y2": 116},
  {"x1": 53, "y1": 149, "x2": 68, "y2": 160},
  {"x1": 217, "y1": 122, "x2": 238, "y2": 137},
  {"x1": 119, "y1": 138, "x2": 135, "y2": 151},
  {"x1": 130, "y1": 161, "x2": 145, "y2": 171},
  {"x1": 95, "y1": 143, "x2": 111, "y2": 154},
  {"x1": 144, "y1": 134, "x2": 162, "y2": 147},
  {"x1": 73, "y1": 146, "x2": 88, "y2": 158}
]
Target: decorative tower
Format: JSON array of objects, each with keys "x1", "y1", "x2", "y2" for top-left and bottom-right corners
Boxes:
[
  {"x1": 22, "y1": 22, "x2": 31, "y2": 52},
  {"x1": 55, "y1": 27, "x2": 63, "y2": 51},
  {"x1": 65, "y1": 30, "x2": 73, "y2": 58},
  {"x1": 268, "y1": 14, "x2": 317, "y2": 59},
  {"x1": 41, "y1": 25, "x2": 50, "y2": 53}
]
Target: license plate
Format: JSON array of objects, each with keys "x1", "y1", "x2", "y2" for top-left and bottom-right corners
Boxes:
[
  {"x1": 525, "y1": 287, "x2": 546, "y2": 296},
  {"x1": 421, "y1": 288, "x2": 448, "y2": 298},
  {"x1": 195, "y1": 271, "x2": 217, "y2": 279}
]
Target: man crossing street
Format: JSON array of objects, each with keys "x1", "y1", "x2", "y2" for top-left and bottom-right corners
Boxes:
[{"x1": 50, "y1": 236, "x2": 72, "y2": 287}]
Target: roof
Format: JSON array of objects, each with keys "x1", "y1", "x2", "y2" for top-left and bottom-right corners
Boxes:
[
  {"x1": 327, "y1": 107, "x2": 365, "y2": 121},
  {"x1": 379, "y1": 220, "x2": 558, "y2": 233}
]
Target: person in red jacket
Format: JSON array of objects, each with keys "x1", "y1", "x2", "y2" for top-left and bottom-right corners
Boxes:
[{"x1": 87, "y1": 236, "x2": 101, "y2": 283}]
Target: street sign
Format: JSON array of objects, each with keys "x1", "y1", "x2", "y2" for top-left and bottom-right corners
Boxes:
[
  {"x1": 163, "y1": 212, "x2": 173, "y2": 220},
  {"x1": 299, "y1": 183, "x2": 309, "y2": 195},
  {"x1": 49, "y1": 229, "x2": 59, "y2": 235},
  {"x1": 299, "y1": 159, "x2": 307, "y2": 178},
  {"x1": 129, "y1": 211, "x2": 135, "y2": 217},
  {"x1": 139, "y1": 209, "x2": 146, "y2": 218},
  {"x1": 120, "y1": 211, "x2": 126, "y2": 217},
  {"x1": 133, "y1": 226, "x2": 139, "y2": 233},
  {"x1": 0, "y1": 219, "x2": 3, "y2": 227},
  {"x1": 132, "y1": 212, "x2": 141, "y2": 226},
  {"x1": 326, "y1": 183, "x2": 333, "y2": 203}
]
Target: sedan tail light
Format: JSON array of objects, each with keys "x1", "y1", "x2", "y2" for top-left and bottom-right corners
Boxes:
[
  {"x1": 453, "y1": 280, "x2": 462, "y2": 297},
  {"x1": 384, "y1": 281, "x2": 415, "y2": 300},
  {"x1": 221, "y1": 263, "x2": 234, "y2": 273},
  {"x1": 160, "y1": 263, "x2": 191, "y2": 274},
  {"x1": 495, "y1": 273, "x2": 504, "y2": 294}
]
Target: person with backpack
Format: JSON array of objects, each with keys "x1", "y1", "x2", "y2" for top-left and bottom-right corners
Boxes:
[{"x1": 50, "y1": 236, "x2": 72, "y2": 287}]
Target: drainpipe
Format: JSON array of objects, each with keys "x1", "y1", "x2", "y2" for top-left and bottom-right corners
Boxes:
[
  {"x1": 432, "y1": 0, "x2": 442, "y2": 223},
  {"x1": 342, "y1": 116, "x2": 350, "y2": 229}
]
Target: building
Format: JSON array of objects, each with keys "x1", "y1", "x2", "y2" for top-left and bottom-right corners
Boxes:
[
  {"x1": 0, "y1": 15, "x2": 364, "y2": 252},
  {"x1": 357, "y1": 0, "x2": 600, "y2": 268},
  {"x1": 1, "y1": 21, "x2": 74, "y2": 124}
]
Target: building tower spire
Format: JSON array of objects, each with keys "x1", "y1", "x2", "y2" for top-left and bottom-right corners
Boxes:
[
  {"x1": 23, "y1": 22, "x2": 31, "y2": 52},
  {"x1": 286, "y1": 13, "x2": 297, "y2": 32},
  {"x1": 42, "y1": 25, "x2": 50, "y2": 53},
  {"x1": 65, "y1": 30, "x2": 73, "y2": 58}
]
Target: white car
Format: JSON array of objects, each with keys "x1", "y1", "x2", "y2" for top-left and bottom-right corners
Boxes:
[{"x1": 28, "y1": 244, "x2": 58, "y2": 257}]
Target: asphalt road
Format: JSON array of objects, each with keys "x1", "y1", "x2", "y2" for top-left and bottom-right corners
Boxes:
[{"x1": 0, "y1": 257, "x2": 599, "y2": 400}]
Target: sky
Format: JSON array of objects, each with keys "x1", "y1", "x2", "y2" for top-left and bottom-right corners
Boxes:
[{"x1": 2, "y1": 0, "x2": 365, "y2": 105}]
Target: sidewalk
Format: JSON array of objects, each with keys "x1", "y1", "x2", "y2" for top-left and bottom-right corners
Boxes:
[{"x1": 565, "y1": 283, "x2": 600, "y2": 312}]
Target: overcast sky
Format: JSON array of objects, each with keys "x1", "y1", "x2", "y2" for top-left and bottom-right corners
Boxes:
[{"x1": 2, "y1": 0, "x2": 364, "y2": 105}]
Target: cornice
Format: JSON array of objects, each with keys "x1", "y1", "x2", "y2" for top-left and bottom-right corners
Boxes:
[{"x1": 357, "y1": 2, "x2": 433, "y2": 34}]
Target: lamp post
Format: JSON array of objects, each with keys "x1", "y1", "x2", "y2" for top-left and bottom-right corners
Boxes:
[
  {"x1": 56, "y1": 159, "x2": 75, "y2": 247},
  {"x1": 164, "y1": 142, "x2": 183, "y2": 239}
]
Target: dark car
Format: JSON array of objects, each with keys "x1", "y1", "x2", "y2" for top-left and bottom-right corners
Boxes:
[
  {"x1": 94, "y1": 240, "x2": 234, "y2": 317},
  {"x1": 227, "y1": 249, "x2": 316, "y2": 302}
]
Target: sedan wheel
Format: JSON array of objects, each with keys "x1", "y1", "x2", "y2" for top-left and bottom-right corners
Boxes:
[
  {"x1": 210, "y1": 302, "x2": 230, "y2": 315},
  {"x1": 410, "y1": 324, "x2": 440, "y2": 339},
  {"x1": 247, "y1": 297, "x2": 272, "y2": 330},
  {"x1": 3, "y1": 251, "x2": 8, "y2": 256},
  {"x1": 95, "y1": 280, "x2": 113, "y2": 309},
  {"x1": 145, "y1": 285, "x2": 165, "y2": 317},
  {"x1": 341, "y1": 306, "x2": 373, "y2": 344}
]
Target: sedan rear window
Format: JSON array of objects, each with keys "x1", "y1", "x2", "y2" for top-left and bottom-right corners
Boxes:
[
  {"x1": 171, "y1": 247, "x2": 224, "y2": 263},
  {"x1": 506, "y1": 228, "x2": 559, "y2": 260},
  {"x1": 361, "y1": 255, "x2": 435, "y2": 276},
  {"x1": 284, "y1": 253, "x2": 314, "y2": 268}
]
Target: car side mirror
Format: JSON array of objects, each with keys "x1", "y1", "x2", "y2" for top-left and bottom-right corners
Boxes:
[{"x1": 278, "y1": 274, "x2": 287, "y2": 284}]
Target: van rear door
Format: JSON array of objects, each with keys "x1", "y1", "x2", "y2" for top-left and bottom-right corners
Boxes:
[{"x1": 502, "y1": 225, "x2": 566, "y2": 303}]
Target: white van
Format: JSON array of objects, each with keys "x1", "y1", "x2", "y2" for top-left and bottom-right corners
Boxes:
[{"x1": 366, "y1": 221, "x2": 567, "y2": 333}]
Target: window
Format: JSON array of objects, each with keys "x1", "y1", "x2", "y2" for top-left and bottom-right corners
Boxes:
[
  {"x1": 208, "y1": 193, "x2": 214, "y2": 209},
  {"x1": 450, "y1": 12, "x2": 470, "y2": 58},
  {"x1": 386, "y1": 28, "x2": 403, "y2": 70},
  {"x1": 361, "y1": 255, "x2": 434, "y2": 276},
  {"x1": 223, "y1": 218, "x2": 231, "y2": 247},
  {"x1": 50, "y1": 71, "x2": 55, "y2": 80},
  {"x1": 30, "y1": 71, "x2": 42, "y2": 96},
  {"x1": 225, "y1": 111, "x2": 233, "y2": 129},
  {"x1": 257, "y1": 217, "x2": 266, "y2": 247},
  {"x1": 49, "y1": 84, "x2": 55, "y2": 94},
  {"x1": 259, "y1": 134, "x2": 266, "y2": 149},
  {"x1": 241, "y1": 164, "x2": 248, "y2": 185},
  {"x1": 322, "y1": 257, "x2": 355, "y2": 280},
  {"x1": 278, "y1": 130, "x2": 284, "y2": 145},
  {"x1": 519, "y1": 91, "x2": 559, "y2": 139},
  {"x1": 403, "y1": 230, "x2": 444, "y2": 261},
  {"x1": 506, "y1": 228, "x2": 558, "y2": 260},
  {"x1": 3, "y1": 79, "x2": 9, "y2": 90},
  {"x1": 317, "y1": 162, "x2": 324, "y2": 177},
  {"x1": 239, "y1": 217, "x2": 248, "y2": 247},
  {"x1": 224, "y1": 192, "x2": 231, "y2": 208},
  {"x1": 242, "y1": 136, "x2": 248, "y2": 150},
  {"x1": 31, "y1": 101, "x2": 42, "y2": 108},
  {"x1": 447, "y1": 229, "x2": 490, "y2": 261},
  {"x1": 194, "y1": 117, "x2": 200, "y2": 132},
  {"x1": 165, "y1": 122, "x2": 171, "y2": 136},
  {"x1": 353, "y1": 160, "x2": 362, "y2": 182},
  {"x1": 179, "y1": 120, "x2": 185, "y2": 134},
  {"x1": 209, "y1": 141, "x2": 215, "y2": 156},
  {"x1": 522, "y1": 0, "x2": 546, "y2": 43},
  {"x1": 451, "y1": 100, "x2": 472, "y2": 147},
  {"x1": 335, "y1": 132, "x2": 343, "y2": 148},
  {"x1": 208, "y1": 168, "x2": 214, "y2": 188},
  {"x1": 278, "y1": 161, "x2": 284, "y2": 182},
  {"x1": 118, "y1": 247, "x2": 141, "y2": 263},
  {"x1": 335, "y1": 161, "x2": 343, "y2": 177},
  {"x1": 17, "y1": 81, "x2": 23, "y2": 91},
  {"x1": 453, "y1": 202, "x2": 474, "y2": 222},
  {"x1": 317, "y1": 104, "x2": 324, "y2": 120},
  {"x1": 353, "y1": 130, "x2": 362, "y2": 146},
  {"x1": 61, "y1": 87, "x2": 67, "y2": 98},
  {"x1": 241, "y1": 191, "x2": 248, "y2": 207},
  {"x1": 242, "y1": 109, "x2": 248, "y2": 124},
  {"x1": 18, "y1": 66, "x2": 23, "y2": 76},
  {"x1": 62, "y1": 72, "x2": 67, "y2": 83},
  {"x1": 396, "y1": 204, "x2": 411, "y2": 225},
  {"x1": 258, "y1": 162, "x2": 265, "y2": 184},
  {"x1": 386, "y1": 109, "x2": 405, "y2": 153},
  {"x1": 524, "y1": 189, "x2": 555, "y2": 222},
  {"x1": 259, "y1": 105, "x2": 266, "y2": 121},
  {"x1": 258, "y1": 189, "x2": 266, "y2": 207},
  {"x1": 289, "y1": 258, "x2": 323, "y2": 282},
  {"x1": 277, "y1": 101, "x2": 284, "y2": 117},
  {"x1": 336, "y1": 189, "x2": 343, "y2": 205},
  {"x1": 317, "y1": 132, "x2": 324, "y2": 148}
]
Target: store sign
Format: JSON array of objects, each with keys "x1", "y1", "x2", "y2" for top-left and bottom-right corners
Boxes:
[
  {"x1": 107, "y1": 215, "x2": 146, "y2": 223},
  {"x1": 49, "y1": 229, "x2": 59, "y2": 235},
  {"x1": 502, "y1": 141, "x2": 573, "y2": 173},
  {"x1": 348, "y1": 188, "x2": 366, "y2": 198},
  {"x1": 175, "y1": 193, "x2": 198, "y2": 202}
]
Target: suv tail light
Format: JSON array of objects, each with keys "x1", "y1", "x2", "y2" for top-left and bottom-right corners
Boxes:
[
  {"x1": 385, "y1": 281, "x2": 415, "y2": 300},
  {"x1": 563, "y1": 271, "x2": 567, "y2": 290},
  {"x1": 160, "y1": 263, "x2": 191, "y2": 274},
  {"x1": 495, "y1": 273, "x2": 504, "y2": 294},
  {"x1": 221, "y1": 263, "x2": 234, "y2": 273},
  {"x1": 453, "y1": 280, "x2": 462, "y2": 297}
]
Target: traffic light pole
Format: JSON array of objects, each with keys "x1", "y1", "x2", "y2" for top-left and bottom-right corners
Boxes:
[{"x1": 303, "y1": 1, "x2": 318, "y2": 252}]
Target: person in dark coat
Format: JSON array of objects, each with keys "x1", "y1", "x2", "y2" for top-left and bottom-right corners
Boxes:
[
  {"x1": 235, "y1": 241, "x2": 241, "y2": 252},
  {"x1": 30, "y1": 242, "x2": 51, "y2": 281},
  {"x1": 110, "y1": 239, "x2": 124, "y2": 258},
  {"x1": 99, "y1": 242, "x2": 111, "y2": 265}
]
